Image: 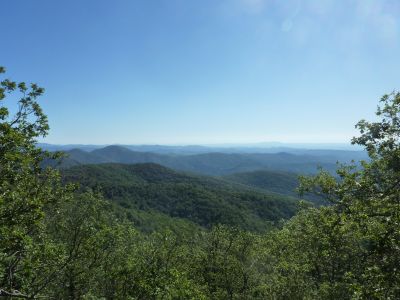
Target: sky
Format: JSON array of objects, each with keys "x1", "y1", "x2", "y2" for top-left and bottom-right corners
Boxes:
[{"x1": 1, "y1": 0, "x2": 400, "y2": 145}]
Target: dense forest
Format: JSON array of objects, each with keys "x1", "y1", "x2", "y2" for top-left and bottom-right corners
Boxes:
[
  {"x1": 1, "y1": 67, "x2": 399, "y2": 299},
  {"x1": 61, "y1": 163, "x2": 299, "y2": 232}
]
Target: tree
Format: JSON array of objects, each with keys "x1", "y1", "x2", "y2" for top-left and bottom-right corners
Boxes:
[
  {"x1": 42, "y1": 191, "x2": 140, "y2": 299},
  {"x1": 292, "y1": 92, "x2": 400, "y2": 298},
  {"x1": 192, "y1": 225, "x2": 262, "y2": 299},
  {"x1": 0, "y1": 66, "x2": 71, "y2": 297}
]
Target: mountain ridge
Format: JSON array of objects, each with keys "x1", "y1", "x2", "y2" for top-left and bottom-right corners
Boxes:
[{"x1": 53, "y1": 145, "x2": 363, "y2": 175}]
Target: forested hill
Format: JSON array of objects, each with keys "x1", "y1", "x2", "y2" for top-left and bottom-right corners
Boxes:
[
  {"x1": 53, "y1": 145, "x2": 366, "y2": 175},
  {"x1": 62, "y1": 163, "x2": 299, "y2": 232}
]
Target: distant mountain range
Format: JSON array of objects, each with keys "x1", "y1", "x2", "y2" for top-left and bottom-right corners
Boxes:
[
  {"x1": 38, "y1": 142, "x2": 364, "y2": 154},
  {"x1": 47, "y1": 144, "x2": 368, "y2": 176}
]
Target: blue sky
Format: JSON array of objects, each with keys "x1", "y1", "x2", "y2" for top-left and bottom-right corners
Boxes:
[{"x1": 1, "y1": 0, "x2": 400, "y2": 145}]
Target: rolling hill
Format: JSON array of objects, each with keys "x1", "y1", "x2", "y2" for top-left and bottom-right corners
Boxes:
[{"x1": 62, "y1": 163, "x2": 300, "y2": 232}]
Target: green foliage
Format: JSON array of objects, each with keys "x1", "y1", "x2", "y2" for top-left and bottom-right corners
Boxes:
[
  {"x1": 43, "y1": 192, "x2": 126, "y2": 298},
  {"x1": 192, "y1": 226, "x2": 263, "y2": 299},
  {"x1": 61, "y1": 163, "x2": 299, "y2": 232},
  {"x1": 0, "y1": 67, "x2": 72, "y2": 297},
  {"x1": 258, "y1": 207, "x2": 365, "y2": 299},
  {"x1": 271, "y1": 92, "x2": 400, "y2": 299}
]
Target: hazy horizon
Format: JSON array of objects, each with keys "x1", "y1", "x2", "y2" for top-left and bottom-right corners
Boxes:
[{"x1": 39, "y1": 141, "x2": 364, "y2": 151}]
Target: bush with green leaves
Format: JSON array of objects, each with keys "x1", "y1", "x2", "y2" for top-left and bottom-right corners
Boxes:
[
  {"x1": 261, "y1": 92, "x2": 400, "y2": 299},
  {"x1": 0, "y1": 66, "x2": 73, "y2": 297}
]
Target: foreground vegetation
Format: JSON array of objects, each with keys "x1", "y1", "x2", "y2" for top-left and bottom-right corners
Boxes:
[{"x1": 1, "y1": 67, "x2": 399, "y2": 299}]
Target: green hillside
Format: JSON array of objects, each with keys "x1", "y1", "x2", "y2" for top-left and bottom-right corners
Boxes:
[{"x1": 62, "y1": 163, "x2": 299, "y2": 232}]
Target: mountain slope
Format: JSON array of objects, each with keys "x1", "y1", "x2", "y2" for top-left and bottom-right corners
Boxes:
[{"x1": 62, "y1": 163, "x2": 299, "y2": 232}]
